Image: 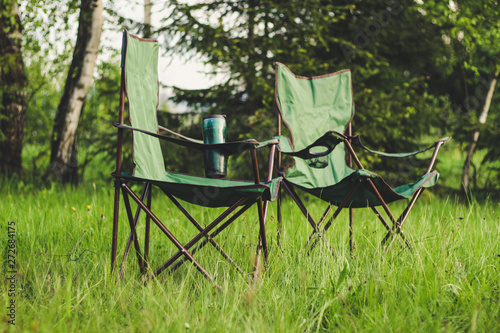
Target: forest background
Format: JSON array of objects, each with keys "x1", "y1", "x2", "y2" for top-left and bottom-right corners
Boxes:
[{"x1": 0, "y1": 0, "x2": 499, "y2": 198}]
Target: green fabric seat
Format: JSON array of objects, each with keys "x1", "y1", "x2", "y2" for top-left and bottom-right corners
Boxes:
[
  {"x1": 288, "y1": 169, "x2": 438, "y2": 209},
  {"x1": 120, "y1": 172, "x2": 280, "y2": 208}
]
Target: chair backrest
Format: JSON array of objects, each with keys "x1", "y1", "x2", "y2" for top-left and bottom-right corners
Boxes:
[
  {"x1": 121, "y1": 31, "x2": 166, "y2": 181},
  {"x1": 275, "y1": 63, "x2": 355, "y2": 187},
  {"x1": 275, "y1": 62, "x2": 354, "y2": 150}
]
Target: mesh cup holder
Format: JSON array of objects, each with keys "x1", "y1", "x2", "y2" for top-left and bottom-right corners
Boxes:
[{"x1": 307, "y1": 145, "x2": 331, "y2": 168}]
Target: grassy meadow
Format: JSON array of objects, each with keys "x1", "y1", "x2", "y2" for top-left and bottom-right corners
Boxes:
[
  {"x1": 0, "y1": 140, "x2": 497, "y2": 332},
  {"x1": 0, "y1": 175, "x2": 499, "y2": 332}
]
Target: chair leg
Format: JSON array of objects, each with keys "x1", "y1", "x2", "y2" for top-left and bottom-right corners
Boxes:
[
  {"x1": 119, "y1": 183, "x2": 150, "y2": 278},
  {"x1": 253, "y1": 197, "x2": 269, "y2": 280},
  {"x1": 306, "y1": 204, "x2": 333, "y2": 246},
  {"x1": 383, "y1": 188, "x2": 424, "y2": 248},
  {"x1": 282, "y1": 180, "x2": 339, "y2": 255},
  {"x1": 281, "y1": 181, "x2": 331, "y2": 253},
  {"x1": 164, "y1": 193, "x2": 247, "y2": 276},
  {"x1": 153, "y1": 197, "x2": 250, "y2": 277},
  {"x1": 282, "y1": 180, "x2": 319, "y2": 232},
  {"x1": 257, "y1": 197, "x2": 269, "y2": 263},
  {"x1": 252, "y1": 231, "x2": 263, "y2": 283},
  {"x1": 307, "y1": 182, "x2": 361, "y2": 253},
  {"x1": 121, "y1": 186, "x2": 146, "y2": 273},
  {"x1": 321, "y1": 205, "x2": 334, "y2": 225},
  {"x1": 372, "y1": 207, "x2": 406, "y2": 248},
  {"x1": 111, "y1": 181, "x2": 121, "y2": 272},
  {"x1": 349, "y1": 208, "x2": 354, "y2": 256},
  {"x1": 121, "y1": 183, "x2": 217, "y2": 286},
  {"x1": 166, "y1": 201, "x2": 253, "y2": 276},
  {"x1": 366, "y1": 179, "x2": 412, "y2": 249},
  {"x1": 277, "y1": 185, "x2": 282, "y2": 248},
  {"x1": 144, "y1": 184, "x2": 152, "y2": 269},
  {"x1": 371, "y1": 206, "x2": 392, "y2": 232}
]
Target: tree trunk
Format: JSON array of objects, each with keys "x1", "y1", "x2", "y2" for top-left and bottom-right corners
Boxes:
[
  {"x1": 48, "y1": 0, "x2": 103, "y2": 183},
  {"x1": 0, "y1": 0, "x2": 27, "y2": 175},
  {"x1": 144, "y1": 0, "x2": 152, "y2": 38},
  {"x1": 461, "y1": 70, "x2": 499, "y2": 195}
]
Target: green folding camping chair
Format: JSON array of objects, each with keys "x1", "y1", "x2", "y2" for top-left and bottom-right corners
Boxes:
[
  {"x1": 110, "y1": 31, "x2": 280, "y2": 287},
  {"x1": 273, "y1": 62, "x2": 450, "y2": 251}
]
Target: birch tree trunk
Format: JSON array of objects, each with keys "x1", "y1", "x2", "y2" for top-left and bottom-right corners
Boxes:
[
  {"x1": 0, "y1": 0, "x2": 27, "y2": 175},
  {"x1": 48, "y1": 0, "x2": 103, "y2": 183},
  {"x1": 461, "y1": 70, "x2": 499, "y2": 195},
  {"x1": 144, "y1": 0, "x2": 152, "y2": 38}
]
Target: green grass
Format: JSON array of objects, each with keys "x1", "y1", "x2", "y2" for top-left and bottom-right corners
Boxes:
[{"x1": 1, "y1": 181, "x2": 499, "y2": 332}]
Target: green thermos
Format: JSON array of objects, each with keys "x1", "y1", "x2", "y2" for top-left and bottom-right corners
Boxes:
[{"x1": 202, "y1": 115, "x2": 227, "y2": 178}]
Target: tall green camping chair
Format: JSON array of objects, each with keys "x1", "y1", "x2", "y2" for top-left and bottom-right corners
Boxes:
[
  {"x1": 111, "y1": 31, "x2": 280, "y2": 287},
  {"x1": 274, "y1": 62, "x2": 450, "y2": 251}
]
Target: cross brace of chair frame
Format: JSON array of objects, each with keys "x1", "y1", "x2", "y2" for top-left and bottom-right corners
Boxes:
[
  {"x1": 111, "y1": 143, "x2": 277, "y2": 287},
  {"x1": 276, "y1": 133, "x2": 448, "y2": 254},
  {"x1": 111, "y1": 40, "x2": 449, "y2": 285}
]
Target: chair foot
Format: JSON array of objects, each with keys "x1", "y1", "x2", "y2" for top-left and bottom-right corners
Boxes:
[{"x1": 252, "y1": 235, "x2": 266, "y2": 282}]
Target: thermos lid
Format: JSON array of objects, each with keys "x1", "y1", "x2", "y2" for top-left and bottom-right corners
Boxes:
[{"x1": 203, "y1": 114, "x2": 226, "y2": 120}]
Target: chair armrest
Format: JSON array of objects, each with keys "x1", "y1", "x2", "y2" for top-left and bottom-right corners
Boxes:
[
  {"x1": 276, "y1": 131, "x2": 345, "y2": 159},
  {"x1": 349, "y1": 135, "x2": 452, "y2": 158},
  {"x1": 158, "y1": 125, "x2": 203, "y2": 143},
  {"x1": 115, "y1": 123, "x2": 274, "y2": 156},
  {"x1": 276, "y1": 129, "x2": 451, "y2": 160},
  {"x1": 256, "y1": 138, "x2": 280, "y2": 149},
  {"x1": 158, "y1": 125, "x2": 280, "y2": 150}
]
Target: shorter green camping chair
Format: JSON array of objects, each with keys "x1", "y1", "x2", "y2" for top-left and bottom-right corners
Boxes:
[
  {"x1": 273, "y1": 62, "x2": 450, "y2": 251},
  {"x1": 111, "y1": 31, "x2": 280, "y2": 287}
]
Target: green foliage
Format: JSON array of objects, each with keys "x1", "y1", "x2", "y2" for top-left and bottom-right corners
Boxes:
[
  {"x1": 21, "y1": 0, "x2": 79, "y2": 74},
  {"x1": 160, "y1": 0, "x2": 358, "y2": 139},
  {"x1": 0, "y1": 0, "x2": 28, "y2": 173},
  {"x1": 419, "y1": 0, "x2": 500, "y2": 190},
  {"x1": 22, "y1": 56, "x2": 59, "y2": 174},
  {"x1": 159, "y1": 0, "x2": 455, "y2": 182},
  {"x1": 18, "y1": 0, "x2": 85, "y2": 180},
  {"x1": 13, "y1": 0, "x2": 500, "y2": 190},
  {"x1": 77, "y1": 59, "x2": 122, "y2": 181},
  {"x1": 21, "y1": 56, "x2": 122, "y2": 183}
]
